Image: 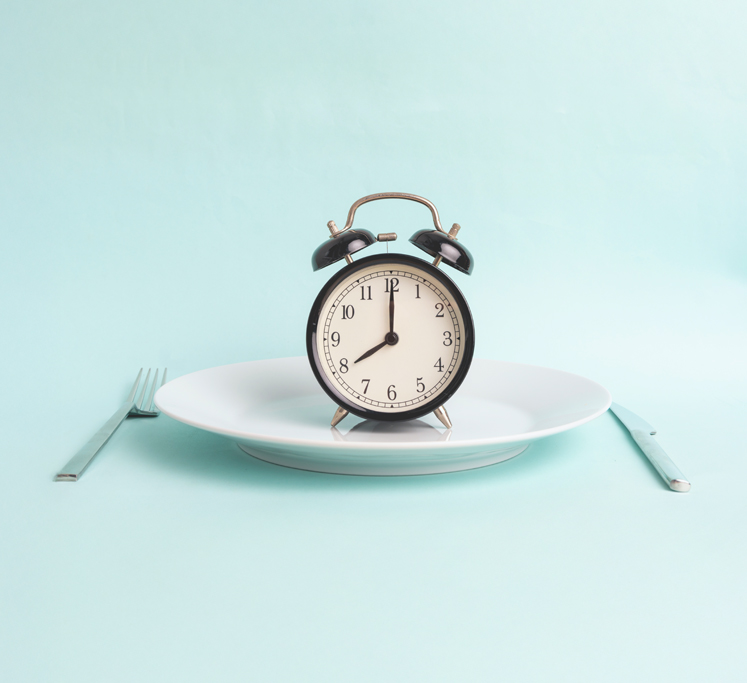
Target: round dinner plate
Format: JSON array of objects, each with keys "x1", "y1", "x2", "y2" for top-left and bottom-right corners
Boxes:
[{"x1": 155, "y1": 357, "x2": 611, "y2": 476}]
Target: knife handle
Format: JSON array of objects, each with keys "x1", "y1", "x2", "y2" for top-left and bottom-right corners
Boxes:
[{"x1": 631, "y1": 429, "x2": 691, "y2": 492}]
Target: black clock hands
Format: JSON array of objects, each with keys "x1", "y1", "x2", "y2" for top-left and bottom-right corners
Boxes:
[{"x1": 354, "y1": 284, "x2": 399, "y2": 364}]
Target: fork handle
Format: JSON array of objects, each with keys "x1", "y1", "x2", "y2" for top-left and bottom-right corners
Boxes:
[{"x1": 55, "y1": 401, "x2": 135, "y2": 481}]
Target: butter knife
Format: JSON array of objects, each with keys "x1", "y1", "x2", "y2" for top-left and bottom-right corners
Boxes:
[{"x1": 609, "y1": 402, "x2": 691, "y2": 493}]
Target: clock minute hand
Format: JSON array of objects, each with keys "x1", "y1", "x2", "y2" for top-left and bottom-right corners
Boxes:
[
  {"x1": 354, "y1": 339, "x2": 388, "y2": 364},
  {"x1": 389, "y1": 285, "x2": 395, "y2": 334}
]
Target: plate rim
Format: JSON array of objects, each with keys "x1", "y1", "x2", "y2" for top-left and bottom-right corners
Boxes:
[{"x1": 154, "y1": 356, "x2": 612, "y2": 451}]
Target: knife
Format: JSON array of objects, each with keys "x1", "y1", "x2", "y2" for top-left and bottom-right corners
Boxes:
[{"x1": 609, "y1": 402, "x2": 691, "y2": 493}]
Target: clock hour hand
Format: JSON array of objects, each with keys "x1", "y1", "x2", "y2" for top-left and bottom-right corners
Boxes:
[{"x1": 354, "y1": 339, "x2": 388, "y2": 364}]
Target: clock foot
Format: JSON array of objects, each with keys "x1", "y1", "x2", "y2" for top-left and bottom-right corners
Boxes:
[
  {"x1": 433, "y1": 405, "x2": 452, "y2": 429},
  {"x1": 330, "y1": 406, "x2": 349, "y2": 427}
]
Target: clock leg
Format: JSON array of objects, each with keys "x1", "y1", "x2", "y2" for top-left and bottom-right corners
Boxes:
[
  {"x1": 330, "y1": 406, "x2": 349, "y2": 427},
  {"x1": 433, "y1": 405, "x2": 452, "y2": 429}
]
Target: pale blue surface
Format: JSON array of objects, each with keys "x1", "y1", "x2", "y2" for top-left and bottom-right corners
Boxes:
[{"x1": 2, "y1": 1, "x2": 747, "y2": 680}]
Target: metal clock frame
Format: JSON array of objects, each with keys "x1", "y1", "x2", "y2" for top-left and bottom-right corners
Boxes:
[{"x1": 306, "y1": 252, "x2": 475, "y2": 423}]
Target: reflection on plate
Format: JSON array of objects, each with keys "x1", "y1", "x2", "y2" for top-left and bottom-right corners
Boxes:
[
  {"x1": 155, "y1": 357, "x2": 611, "y2": 476},
  {"x1": 331, "y1": 419, "x2": 450, "y2": 444}
]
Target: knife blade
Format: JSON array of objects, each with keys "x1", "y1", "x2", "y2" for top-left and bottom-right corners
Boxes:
[{"x1": 609, "y1": 402, "x2": 691, "y2": 493}]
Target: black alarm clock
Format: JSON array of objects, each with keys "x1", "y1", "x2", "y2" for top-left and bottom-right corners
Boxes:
[{"x1": 306, "y1": 192, "x2": 475, "y2": 428}]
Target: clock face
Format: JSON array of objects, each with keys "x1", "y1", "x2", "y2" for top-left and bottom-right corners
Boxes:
[{"x1": 307, "y1": 254, "x2": 474, "y2": 421}]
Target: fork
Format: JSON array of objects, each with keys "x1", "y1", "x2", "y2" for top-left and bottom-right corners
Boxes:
[{"x1": 55, "y1": 368, "x2": 167, "y2": 482}]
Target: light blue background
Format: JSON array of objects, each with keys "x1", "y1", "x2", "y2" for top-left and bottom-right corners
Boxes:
[{"x1": 2, "y1": 1, "x2": 746, "y2": 681}]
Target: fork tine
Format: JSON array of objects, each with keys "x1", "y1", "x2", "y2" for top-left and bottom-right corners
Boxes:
[
  {"x1": 127, "y1": 368, "x2": 144, "y2": 403},
  {"x1": 144, "y1": 369, "x2": 159, "y2": 412},
  {"x1": 137, "y1": 368, "x2": 152, "y2": 410}
]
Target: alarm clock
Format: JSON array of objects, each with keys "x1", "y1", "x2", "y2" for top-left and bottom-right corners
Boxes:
[{"x1": 306, "y1": 192, "x2": 475, "y2": 428}]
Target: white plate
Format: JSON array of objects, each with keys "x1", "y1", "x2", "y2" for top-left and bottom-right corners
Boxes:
[{"x1": 155, "y1": 357, "x2": 611, "y2": 476}]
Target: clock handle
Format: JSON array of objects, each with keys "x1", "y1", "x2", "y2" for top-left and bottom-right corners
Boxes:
[{"x1": 341, "y1": 192, "x2": 448, "y2": 234}]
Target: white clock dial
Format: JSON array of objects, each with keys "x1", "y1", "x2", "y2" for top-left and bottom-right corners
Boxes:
[{"x1": 314, "y1": 260, "x2": 468, "y2": 413}]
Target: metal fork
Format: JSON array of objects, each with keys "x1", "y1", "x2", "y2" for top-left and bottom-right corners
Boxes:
[{"x1": 55, "y1": 368, "x2": 167, "y2": 482}]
